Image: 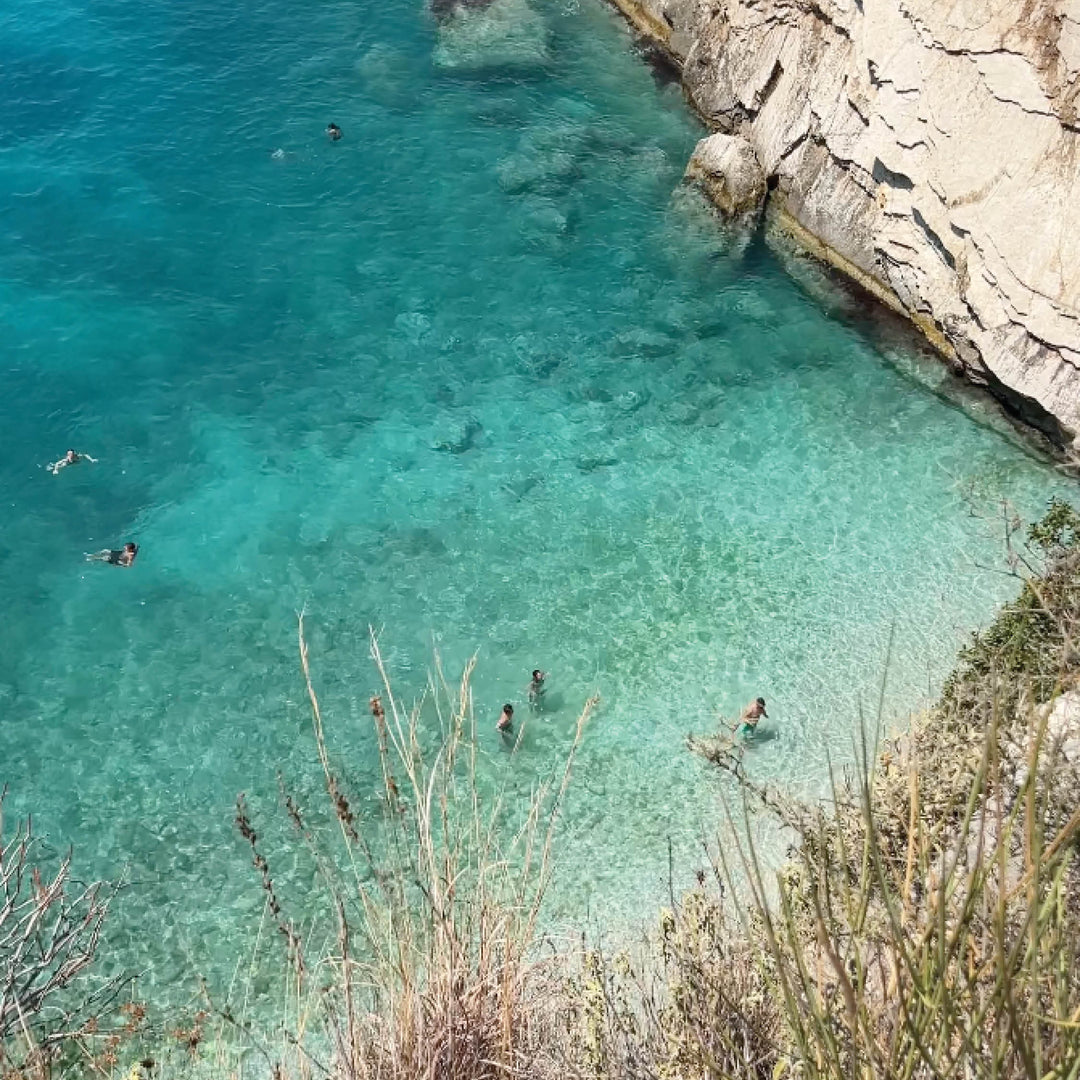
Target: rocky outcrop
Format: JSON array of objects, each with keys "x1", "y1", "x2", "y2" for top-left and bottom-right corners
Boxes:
[
  {"x1": 684, "y1": 132, "x2": 768, "y2": 215},
  {"x1": 609, "y1": 0, "x2": 1080, "y2": 445}
]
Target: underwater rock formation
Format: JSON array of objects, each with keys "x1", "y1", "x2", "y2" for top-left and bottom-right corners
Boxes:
[{"x1": 432, "y1": 0, "x2": 550, "y2": 70}]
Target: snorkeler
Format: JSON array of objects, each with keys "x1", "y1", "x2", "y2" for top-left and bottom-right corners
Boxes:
[
  {"x1": 50, "y1": 449, "x2": 97, "y2": 474},
  {"x1": 326, "y1": 122, "x2": 342, "y2": 141},
  {"x1": 497, "y1": 703, "x2": 514, "y2": 735},
  {"x1": 85, "y1": 542, "x2": 138, "y2": 568},
  {"x1": 738, "y1": 697, "x2": 768, "y2": 736},
  {"x1": 527, "y1": 669, "x2": 546, "y2": 708}
]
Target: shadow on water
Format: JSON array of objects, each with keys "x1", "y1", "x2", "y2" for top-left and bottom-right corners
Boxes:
[
  {"x1": 739, "y1": 225, "x2": 1062, "y2": 464},
  {"x1": 531, "y1": 690, "x2": 568, "y2": 713},
  {"x1": 743, "y1": 728, "x2": 780, "y2": 746}
]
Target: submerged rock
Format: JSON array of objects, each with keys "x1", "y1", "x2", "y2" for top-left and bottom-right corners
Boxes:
[
  {"x1": 430, "y1": 0, "x2": 496, "y2": 18},
  {"x1": 433, "y1": 417, "x2": 483, "y2": 454},
  {"x1": 662, "y1": 184, "x2": 754, "y2": 264},
  {"x1": 394, "y1": 310, "x2": 433, "y2": 345},
  {"x1": 509, "y1": 195, "x2": 574, "y2": 253},
  {"x1": 614, "y1": 388, "x2": 650, "y2": 414},
  {"x1": 432, "y1": 0, "x2": 550, "y2": 72},
  {"x1": 610, "y1": 326, "x2": 678, "y2": 358},
  {"x1": 498, "y1": 149, "x2": 580, "y2": 196},
  {"x1": 501, "y1": 474, "x2": 543, "y2": 500},
  {"x1": 356, "y1": 44, "x2": 420, "y2": 111},
  {"x1": 576, "y1": 453, "x2": 619, "y2": 472},
  {"x1": 684, "y1": 133, "x2": 766, "y2": 218},
  {"x1": 497, "y1": 123, "x2": 590, "y2": 196}
]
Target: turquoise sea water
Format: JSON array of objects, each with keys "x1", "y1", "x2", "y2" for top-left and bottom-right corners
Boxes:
[{"x1": 0, "y1": 0, "x2": 1072, "y2": 1004}]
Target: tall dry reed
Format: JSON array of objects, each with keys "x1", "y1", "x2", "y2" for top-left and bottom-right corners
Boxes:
[{"x1": 230, "y1": 618, "x2": 596, "y2": 1080}]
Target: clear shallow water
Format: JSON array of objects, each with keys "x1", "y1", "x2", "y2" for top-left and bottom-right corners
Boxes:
[{"x1": 0, "y1": 0, "x2": 1071, "y2": 1004}]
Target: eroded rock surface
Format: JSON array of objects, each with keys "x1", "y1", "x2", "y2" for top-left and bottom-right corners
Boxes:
[
  {"x1": 610, "y1": 0, "x2": 1080, "y2": 443},
  {"x1": 684, "y1": 132, "x2": 767, "y2": 215}
]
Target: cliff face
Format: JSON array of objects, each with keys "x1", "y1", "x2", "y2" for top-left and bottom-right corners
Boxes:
[{"x1": 614, "y1": 0, "x2": 1080, "y2": 444}]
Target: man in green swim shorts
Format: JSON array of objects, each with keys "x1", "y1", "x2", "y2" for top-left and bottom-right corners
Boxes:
[{"x1": 738, "y1": 697, "x2": 768, "y2": 736}]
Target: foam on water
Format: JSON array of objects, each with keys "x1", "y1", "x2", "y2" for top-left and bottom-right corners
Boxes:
[{"x1": 0, "y1": 0, "x2": 1072, "y2": 1003}]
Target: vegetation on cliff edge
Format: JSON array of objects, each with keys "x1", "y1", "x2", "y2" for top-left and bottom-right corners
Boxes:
[{"x1": 5, "y1": 499, "x2": 1080, "y2": 1080}]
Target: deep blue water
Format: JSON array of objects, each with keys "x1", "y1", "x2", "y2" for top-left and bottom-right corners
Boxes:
[{"x1": 0, "y1": 0, "x2": 1070, "y2": 1003}]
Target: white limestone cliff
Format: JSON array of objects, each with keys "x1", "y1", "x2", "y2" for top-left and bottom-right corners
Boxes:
[{"x1": 613, "y1": 0, "x2": 1080, "y2": 444}]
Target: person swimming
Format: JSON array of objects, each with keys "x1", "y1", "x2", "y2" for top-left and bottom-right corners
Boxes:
[
  {"x1": 85, "y1": 542, "x2": 138, "y2": 568},
  {"x1": 738, "y1": 697, "x2": 768, "y2": 736},
  {"x1": 497, "y1": 703, "x2": 514, "y2": 734},
  {"x1": 326, "y1": 122, "x2": 342, "y2": 141},
  {"x1": 527, "y1": 669, "x2": 546, "y2": 708},
  {"x1": 50, "y1": 449, "x2": 97, "y2": 474}
]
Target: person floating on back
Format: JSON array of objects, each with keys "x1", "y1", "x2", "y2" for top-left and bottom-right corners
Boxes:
[
  {"x1": 50, "y1": 448, "x2": 97, "y2": 475},
  {"x1": 527, "y1": 669, "x2": 546, "y2": 709},
  {"x1": 326, "y1": 122, "x2": 342, "y2": 141},
  {"x1": 738, "y1": 697, "x2": 768, "y2": 736},
  {"x1": 86, "y1": 542, "x2": 138, "y2": 568},
  {"x1": 497, "y1": 703, "x2": 514, "y2": 735}
]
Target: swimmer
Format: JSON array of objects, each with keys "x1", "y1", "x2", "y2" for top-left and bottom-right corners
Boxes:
[
  {"x1": 497, "y1": 703, "x2": 514, "y2": 735},
  {"x1": 527, "y1": 669, "x2": 546, "y2": 708},
  {"x1": 85, "y1": 542, "x2": 138, "y2": 568},
  {"x1": 738, "y1": 697, "x2": 768, "y2": 736},
  {"x1": 326, "y1": 123, "x2": 342, "y2": 141},
  {"x1": 50, "y1": 449, "x2": 97, "y2": 475}
]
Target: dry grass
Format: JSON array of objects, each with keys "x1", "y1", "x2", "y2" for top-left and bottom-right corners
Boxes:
[
  {"x1": 226, "y1": 617, "x2": 597, "y2": 1080},
  {"x1": 0, "y1": 791, "x2": 131, "y2": 1080}
]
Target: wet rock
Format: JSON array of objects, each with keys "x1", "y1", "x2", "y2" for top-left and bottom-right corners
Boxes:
[
  {"x1": 433, "y1": 417, "x2": 482, "y2": 454},
  {"x1": 576, "y1": 454, "x2": 619, "y2": 472},
  {"x1": 684, "y1": 133, "x2": 767, "y2": 218}
]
